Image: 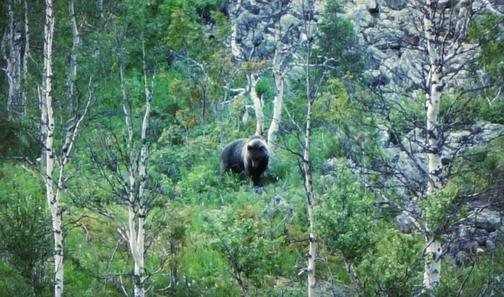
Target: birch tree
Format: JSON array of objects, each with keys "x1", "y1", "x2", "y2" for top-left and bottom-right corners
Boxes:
[
  {"x1": 22, "y1": 0, "x2": 30, "y2": 99},
  {"x1": 360, "y1": 0, "x2": 488, "y2": 292},
  {"x1": 418, "y1": 0, "x2": 482, "y2": 290},
  {"x1": 2, "y1": 0, "x2": 25, "y2": 118},
  {"x1": 249, "y1": 73, "x2": 264, "y2": 136},
  {"x1": 40, "y1": 1, "x2": 60, "y2": 294},
  {"x1": 90, "y1": 39, "x2": 154, "y2": 297},
  {"x1": 277, "y1": 2, "x2": 329, "y2": 294},
  {"x1": 124, "y1": 41, "x2": 153, "y2": 297},
  {"x1": 421, "y1": 0, "x2": 444, "y2": 288},
  {"x1": 229, "y1": 0, "x2": 299, "y2": 142},
  {"x1": 267, "y1": 23, "x2": 287, "y2": 149},
  {"x1": 67, "y1": 0, "x2": 80, "y2": 100},
  {"x1": 228, "y1": 0, "x2": 264, "y2": 136},
  {"x1": 40, "y1": 1, "x2": 91, "y2": 295},
  {"x1": 302, "y1": 56, "x2": 317, "y2": 297},
  {"x1": 299, "y1": 2, "x2": 318, "y2": 295}
]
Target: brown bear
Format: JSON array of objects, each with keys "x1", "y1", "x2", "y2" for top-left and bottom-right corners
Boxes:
[{"x1": 221, "y1": 135, "x2": 269, "y2": 186}]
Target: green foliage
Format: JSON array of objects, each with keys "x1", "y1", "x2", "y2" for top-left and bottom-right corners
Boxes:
[
  {"x1": 358, "y1": 230, "x2": 423, "y2": 296},
  {"x1": 0, "y1": 163, "x2": 50, "y2": 296},
  {"x1": 2, "y1": 0, "x2": 504, "y2": 295},
  {"x1": 444, "y1": 137, "x2": 504, "y2": 205},
  {"x1": 317, "y1": 0, "x2": 367, "y2": 77},
  {"x1": 317, "y1": 168, "x2": 376, "y2": 263},
  {"x1": 388, "y1": 93, "x2": 426, "y2": 137},
  {"x1": 0, "y1": 262, "x2": 33, "y2": 297},
  {"x1": 255, "y1": 76, "x2": 276, "y2": 100},
  {"x1": 0, "y1": 116, "x2": 38, "y2": 158},
  {"x1": 208, "y1": 203, "x2": 299, "y2": 294},
  {"x1": 179, "y1": 242, "x2": 240, "y2": 296},
  {"x1": 438, "y1": 242, "x2": 504, "y2": 296},
  {"x1": 166, "y1": 6, "x2": 204, "y2": 52},
  {"x1": 422, "y1": 186, "x2": 463, "y2": 234},
  {"x1": 469, "y1": 14, "x2": 504, "y2": 84},
  {"x1": 440, "y1": 91, "x2": 504, "y2": 126},
  {"x1": 64, "y1": 219, "x2": 124, "y2": 297},
  {"x1": 314, "y1": 78, "x2": 350, "y2": 124}
]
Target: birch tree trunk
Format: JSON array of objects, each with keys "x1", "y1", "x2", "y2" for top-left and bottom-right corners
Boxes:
[
  {"x1": 169, "y1": 238, "x2": 179, "y2": 286},
  {"x1": 231, "y1": 22, "x2": 241, "y2": 59},
  {"x1": 67, "y1": 0, "x2": 80, "y2": 100},
  {"x1": 22, "y1": 0, "x2": 30, "y2": 113},
  {"x1": 303, "y1": 19, "x2": 316, "y2": 296},
  {"x1": 128, "y1": 205, "x2": 146, "y2": 297},
  {"x1": 118, "y1": 40, "x2": 152, "y2": 297},
  {"x1": 303, "y1": 102, "x2": 317, "y2": 297},
  {"x1": 97, "y1": 0, "x2": 104, "y2": 18},
  {"x1": 3, "y1": 0, "x2": 24, "y2": 118},
  {"x1": 249, "y1": 73, "x2": 264, "y2": 136},
  {"x1": 267, "y1": 25, "x2": 284, "y2": 149},
  {"x1": 40, "y1": 2, "x2": 92, "y2": 296},
  {"x1": 119, "y1": 59, "x2": 145, "y2": 297},
  {"x1": 41, "y1": 1, "x2": 63, "y2": 296},
  {"x1": 230, "y1": 0, "x2": 242, "y2": 60},
  {"x1": 423, "y1": 67, "x2": 443, "y2": 292},
  {"x1": 422, "y1": 0, "x2": 443, "y2": 291}
]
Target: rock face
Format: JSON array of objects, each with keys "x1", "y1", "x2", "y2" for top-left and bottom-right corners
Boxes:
[
  {"x1": 227, "y1": 0, "x2": 504, "y2": 267},
  {"x1": 380, "y1": 121, "x2": 504, "y2": 197},
  {"x1": 228, "y1": 0, "x2": 324, "y2": 62},
  {"x1": 227, "y1": 0, "x2": 504, "y2": 83},
  {"x1": 337, "y1": 0, "x2": 504, "y2": 91},
  {"x1": 471, "y1": 209, "x2": 504, "y2": 232},
  {"x1": 388, "y1": 122, "x2": 503, "y2": 262},
  {"x1": 338, "y1": 0, "x2": 421, "y2": 90},
  {"x1": 321, "y1": 121, "x2": 504, "y2": 264},
  {"x1": 322, "y1": 122, "x2": 504, "y2": 198},
  {"x1": 446, "y1": 211, "x2": 502, "y2": 266},
  {"x1": 330, "y1": 0, "x2": 504, "y2": 262}
]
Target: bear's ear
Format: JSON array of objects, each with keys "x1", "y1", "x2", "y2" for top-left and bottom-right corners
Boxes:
[{"x1": 247, "y1": 145, "x2": 253, "y2": 150}]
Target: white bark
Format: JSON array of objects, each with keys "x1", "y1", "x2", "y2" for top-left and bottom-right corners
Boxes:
[
  {"x1": 423, "y1": 240, "x2": 442, "y2": 291},
  {"x1": 422, "y1": 1, "x2": 443, "y2": 291},
  {"x1": 97, "y1": 0, "x2": 104, "y2": 18},
  {"x1": 119, "y1": 60, "x2": 144, "y2": 296},
  {"x1": 231, "y1": 22, "x2": 241, "y2": 59},
  {"x1": 3, "y1": 0, "x2": 24, "y2": 118},
  {"x1": 134, "y1": 41, "x2": 152, "y2": 297},
  {"x1": 267, "y1": 73, "x2": 283, "y2": 147},
  {"x1": 230, "y1": 0, "x2": 242, "y2": 59},
  {"x1": 303, "y1": 96, "x2": 317, "y2": 297},
  {"x1": 22, "y1": 0, "x2": 29, "y2": 113},
  {"x1": 128, "y1": 204, "x2": 145, "y2": 297},
  {"x1": 424, "y1": 3, "x2": 443, "y2": 195},
  {"x1": 67, "y1": 0, "x2": 80, "y2": 99},
  {"x1": 119, "y1": 62, "x2": 133, "y2": 144},
  {"x1": 267, "y1": 25, "x2": 285, "y2": 149},
  {"x1": 41, "y1": 2, "x2": 91, "y2": 296},
  {"x1": 118, "y1": 40, "x2": 153, "y2": 297},
  {"x1": 303, "y1": 15, "x2": 316, "y2": 296},
  {"x1": 249, "y1": 73, "x2": 264, "y2": 136},
  {"x1": 42, "y1": 1, "x2": 63, "y2": 296},
  {"x1": 39, "y1": 85, "x2": 47, "y2": 166}
]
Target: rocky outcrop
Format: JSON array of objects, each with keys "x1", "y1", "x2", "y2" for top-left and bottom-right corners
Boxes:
[
  {"x1": 228, "y1": 0, "x2": 324, "y2": 61},
  {"x1": 338, "y1": 0, "x2": 504, "y2": 91},
  {"x1": 227, "y1": 0, "x2": 504, "y2": 85},
  {"x1": 446, "y1": 209, "x2": 502, "y2": 265},
  {"x1": 379, "y1": 121, "x2": 504, "y2": 196},
  {"x1": 321, "y1": 122, "x2": 504, "y2": 196},
  {"x1": 321, "y1": 121, "x2": 504, "y2": 264}
]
